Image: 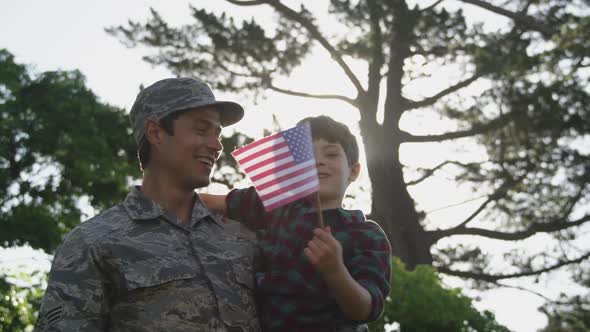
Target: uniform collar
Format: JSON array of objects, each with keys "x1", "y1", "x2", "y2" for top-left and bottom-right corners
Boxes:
[{"x1": 122, "y1": 186, "x2": 221, "y2": 227}]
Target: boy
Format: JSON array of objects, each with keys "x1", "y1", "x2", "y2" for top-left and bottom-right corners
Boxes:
[{"x1": 202, "y1": 116, "x2": 391, "y2": 331}]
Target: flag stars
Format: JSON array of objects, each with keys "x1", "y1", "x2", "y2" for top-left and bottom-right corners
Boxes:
[{"x1": 284, "y1": 123, "x2": 314, "y2": 163}]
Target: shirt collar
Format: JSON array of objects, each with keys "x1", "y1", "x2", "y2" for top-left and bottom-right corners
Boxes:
[
  {"x1": 329, "y1": 208, "x2": 365, "y2": 225},
  {"x1": 122, "y1": 187, "x2": 221, "y2": 227},
  {"x1": 298, "y1": 194, "x2": 365, "y2": 225},
  {"x1": 122, "y1": 187, "x2": 165, "y2": 221}
]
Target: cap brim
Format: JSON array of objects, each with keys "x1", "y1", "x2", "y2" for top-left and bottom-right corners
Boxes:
[
  {"x1": 211, "y1": 101, "x2": 244, "y2": 127},
  {"x1": 167, "y1": 100, "x2": 244, "y2": 127}
]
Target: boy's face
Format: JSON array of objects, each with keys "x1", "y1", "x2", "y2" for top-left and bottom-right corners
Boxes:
[{"x1": 313, "y1": 138, "x2": 360, "y2": 208}]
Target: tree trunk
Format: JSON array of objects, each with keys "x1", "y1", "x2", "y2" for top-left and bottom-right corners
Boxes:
[
  {"x1": 359, "y1": 0, "x2": 433, "y2": 269},
  {"x1": 359, "y1": 117, "x2": 433, "y2": 269}
]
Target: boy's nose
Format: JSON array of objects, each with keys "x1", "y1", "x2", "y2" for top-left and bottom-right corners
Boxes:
[{"x1": 315, "y1": 155, "x2": 326, "y2": 166}]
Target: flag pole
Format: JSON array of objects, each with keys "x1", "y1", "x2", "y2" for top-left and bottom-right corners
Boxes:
[{"x1": 315, "y1": 191, "x2": 325, "y2": 228}]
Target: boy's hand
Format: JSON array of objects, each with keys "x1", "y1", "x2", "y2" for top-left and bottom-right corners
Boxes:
[
  {"x1": 304, "y1": 226, "x2": 374, "y2": 321},
  {"x1": 304, "y1": 227, "x2": 344, "y2": 277}
]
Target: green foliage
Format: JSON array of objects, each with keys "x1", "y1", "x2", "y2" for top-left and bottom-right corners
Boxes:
[
  {"x1": 0, "y1": 272, "x2": 44, "y2": 332},
  {"x1": 0, "y1": 48, "x2": 140, "y2": 253},
  {"x1": 369, "y1": 258, "x2": 509, "y2": 332}
]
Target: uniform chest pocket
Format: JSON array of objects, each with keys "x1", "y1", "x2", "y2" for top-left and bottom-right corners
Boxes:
[
  {"x1": 216, "y1": 235, "x2": 257, "y2": 290},
  {"x1": 119, "y1": 257, "x2": 202, "y2": 291},
  {"x1": 192, "y1": 231, "x2": 258, "y2": 295},
  {"x1": 229, "y1": 256, "x2": 255, "y2": 290}
]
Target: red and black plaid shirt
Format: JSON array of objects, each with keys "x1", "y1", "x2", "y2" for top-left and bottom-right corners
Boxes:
[{"x1": 226, "y1": 187, "x2": 392, "y2": 331}]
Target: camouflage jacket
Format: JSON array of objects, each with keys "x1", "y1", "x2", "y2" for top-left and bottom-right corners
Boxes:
[{"x1": 35, "y1": 187, "x2": 260, "y2": 331}]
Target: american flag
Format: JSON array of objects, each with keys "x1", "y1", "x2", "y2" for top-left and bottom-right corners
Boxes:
[{"x1": 232, "y1": 122, "x2": 319, "y2": 211}]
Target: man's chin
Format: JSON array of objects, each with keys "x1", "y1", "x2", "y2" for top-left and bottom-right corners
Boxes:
[{"x1": 190, "y1": 177, "x2": 211, "y2": 190}]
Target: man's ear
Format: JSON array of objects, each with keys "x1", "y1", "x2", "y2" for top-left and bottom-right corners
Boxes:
[
  {"x1": 144, "y1": 119, "x2": 163, "y2": 147},
  {"x1": 349, "y1": 162, "x2": 361, "y2": 182}
]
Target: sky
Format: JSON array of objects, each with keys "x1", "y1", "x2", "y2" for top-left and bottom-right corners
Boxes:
[{"x1": 0, "y1": 0, "x2": 578, "y2": 331}]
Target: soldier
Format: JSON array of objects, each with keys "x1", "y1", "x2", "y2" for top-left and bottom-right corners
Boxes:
[{"x1": 35, "y1": 78, "x2": 260, "y2": 331}]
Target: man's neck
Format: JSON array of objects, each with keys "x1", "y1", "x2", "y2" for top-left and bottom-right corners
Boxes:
[{"x1": 140, "y1": 169, "x2": 195, "y2": 225}]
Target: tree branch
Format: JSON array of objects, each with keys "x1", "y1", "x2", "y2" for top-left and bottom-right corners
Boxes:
[
  {"x1": 562, "y1": 57, "x2": 587, "y2": 81},
  {"x1": 425, "y1": 194, "x2": 489, "y2": 214},
  {"x1": 440, "y1": 175, "x2": 522, "y2": 232},
  {"x1": 494, "y1": 282, "x2": 557, "y2": 303},
  {"x1": 438, "y1": 251, "x2": 590, "y2": 282},
  {"x1": 404, "y1": 71, "x2": 487, "y2": 110},
  {"x1": 401, "y1": 111, "x2": 514, "y2": 142},
  {"x1": 518, "y1": 0, "x2": 536, "y2": 14},
  {"x1": 458, "y1": 0, "x2": 556, "y2": 36},
  {"x1": 225, "y1": 0, "x2": 267, "y2": 5},
  {"x1": 268, "y1": 83, "x2": 357, "y2": 106},
  {"x1": 257, "y1": 0, "x2": 365, "y2": 94},
  {"x1": 406, "y1": 161, "x2": 452, "y2": 186},
  {"x1": 383, "y1": 1, "x2": 412, "y2": 128},
  {"x1": 434, "y1": 214, "x2": 590, "y2": 241},
  {"x1": 203, "y1": 50, "x2": 262, "y2": 78},
  {"x1": 365, "y1": 0, "x2": 384, "y2": 114},
  {"x1": 455, "y1": 196, "x2": 495, "y2": 226},
  {"x1": 561, "y1": 186, "x2": 586, "y2": 221},
  {"x1": 420, "y1": 0, "x2": 446, "y2": 12}
]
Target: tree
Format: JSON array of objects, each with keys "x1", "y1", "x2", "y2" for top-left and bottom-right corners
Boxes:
[
  {"x1": 107, "y1": 0, "x2": 590, "y2": 290},
  {"x1": 368, "y1": 258, "x2": 509, "y2": 332},
  {"x1": 0, "y1": 48, "x2": 140, "y2": 253}
]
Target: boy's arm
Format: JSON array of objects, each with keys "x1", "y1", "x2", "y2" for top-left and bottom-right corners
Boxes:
[
  {"x1": 201, "y1": 187, "x2": 268, "y2": 229},
  {"x1": 304, "y1": 227, "x2": 373, "y2": 321},
  {"x1": 199, "y1": 193, "x2": 228, "y2": 214}
]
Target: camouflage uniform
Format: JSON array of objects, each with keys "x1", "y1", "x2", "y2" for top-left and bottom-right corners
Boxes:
[{"x1": 36, "y1": 187, "x2": 260, "y2": 331}]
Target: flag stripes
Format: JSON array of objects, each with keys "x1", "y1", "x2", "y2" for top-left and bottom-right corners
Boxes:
[{"x1": 232, "y1": 123, "x2": 319, "y2": 211}]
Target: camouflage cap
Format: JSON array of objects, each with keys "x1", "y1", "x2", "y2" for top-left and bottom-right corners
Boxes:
[{"x1": 129, "y1": 77, "x2": 244, "y2": 143}]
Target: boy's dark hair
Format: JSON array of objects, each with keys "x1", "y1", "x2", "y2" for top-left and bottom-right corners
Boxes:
[
  {"x1": 296, "y1": 115, "x2": 359, "y2": 166},
  {"x1": 137, "y1": 110, "x2": 184, "y2": 170}
]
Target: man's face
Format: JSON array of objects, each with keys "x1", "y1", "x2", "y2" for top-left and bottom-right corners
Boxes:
[
  {"x1": 157, "y1": 107, "x2": 223, "y2": 189},
  {"x1": 313, "y1": 138, "x2": 360, "y2": 206}
]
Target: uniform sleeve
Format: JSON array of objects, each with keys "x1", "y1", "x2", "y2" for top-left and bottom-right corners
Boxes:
[
  {"x1": 226, "y1": 186, "x2": 267, "y2": 230},
  {"x1": 35, "y1": 229, "x2": 111, "y2": 331},
  {"x1": 347, "y1": 221, "x2": 392, "y2": 322}
]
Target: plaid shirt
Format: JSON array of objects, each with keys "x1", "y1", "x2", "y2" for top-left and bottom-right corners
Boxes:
[{"x1": 227, "y1": 187, "x2": 391, "y2": 331}]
